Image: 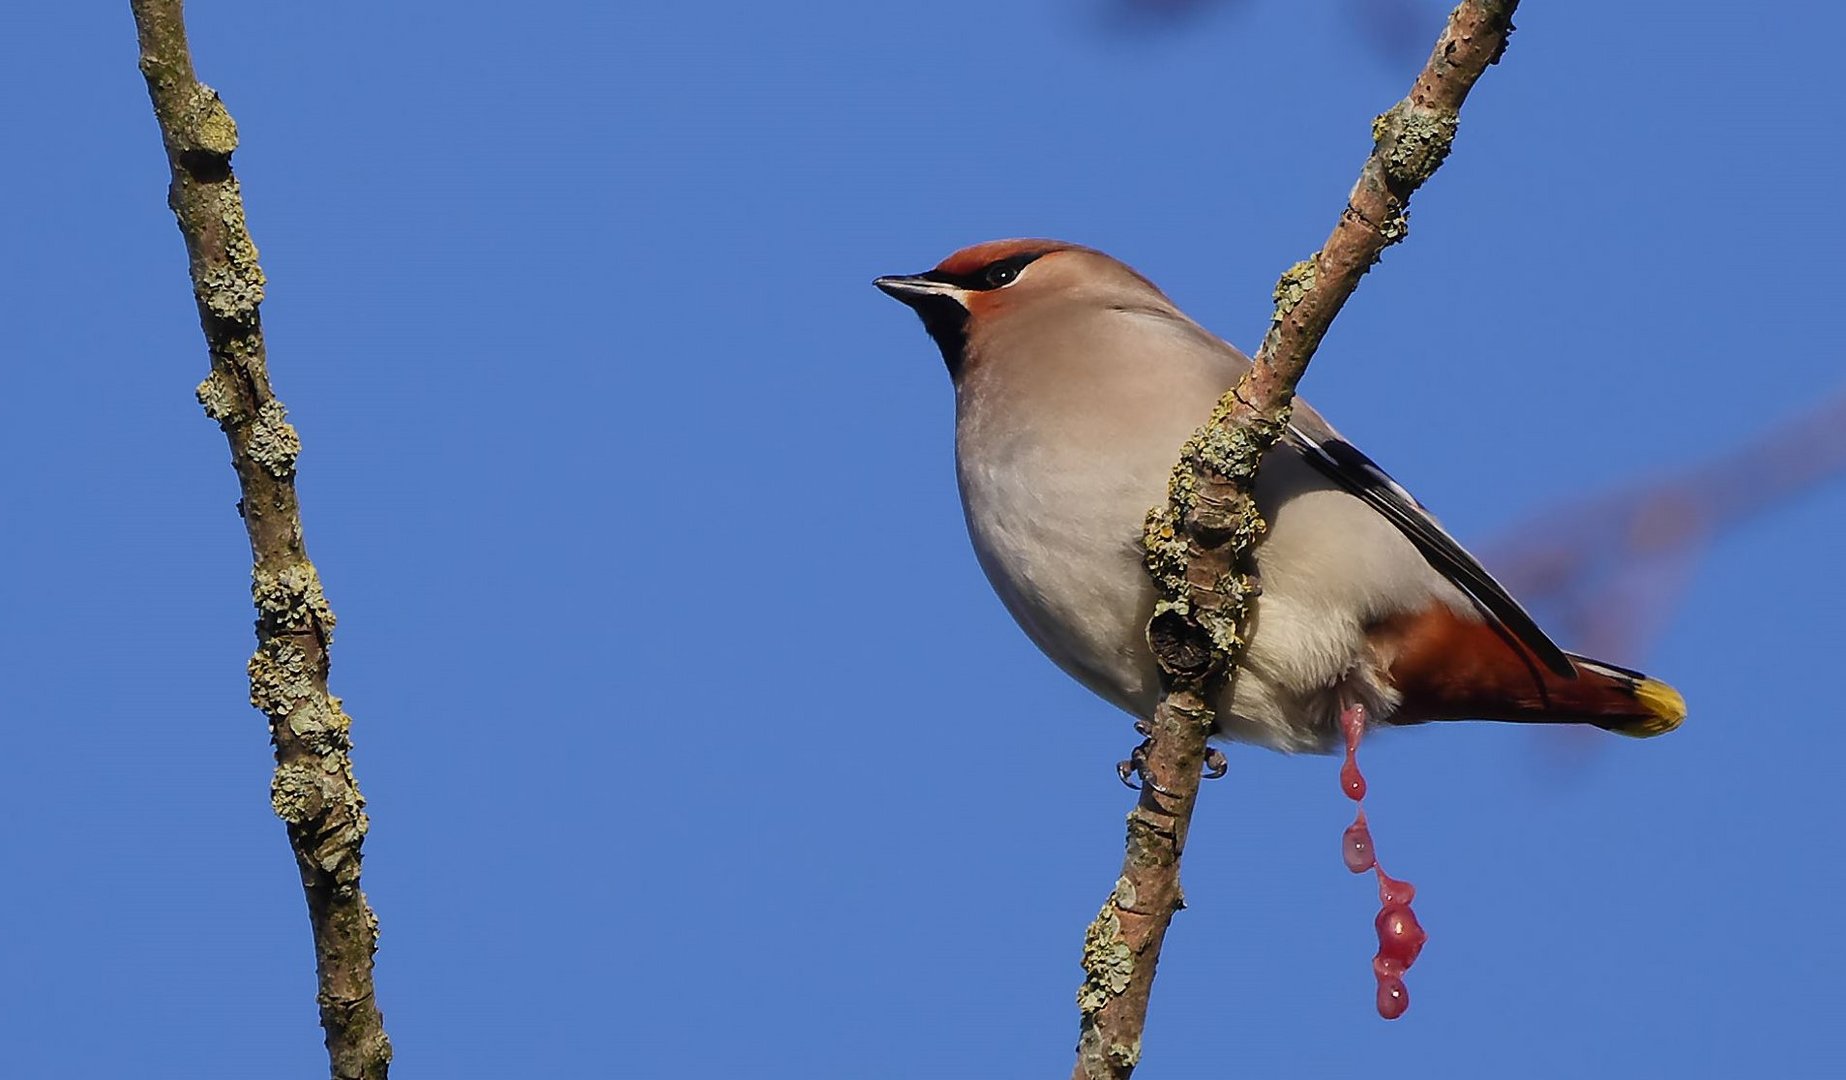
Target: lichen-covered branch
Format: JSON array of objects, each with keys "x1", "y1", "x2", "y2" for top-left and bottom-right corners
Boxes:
[
  {"x1": 129, "y1": 3, "x2": 391, "y2": 1077},
  {"x1": 1072, "y1": 4, "x2": 1521, "y2": 1076}
]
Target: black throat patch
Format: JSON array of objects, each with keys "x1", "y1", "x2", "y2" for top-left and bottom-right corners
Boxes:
[{"x1": 910, "y1": 294, "x2": 970, "y2": 379}]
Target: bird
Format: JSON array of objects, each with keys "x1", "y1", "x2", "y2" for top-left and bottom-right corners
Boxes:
[{"x1": 875, "y1": 239, "x2": 1685, "y2": 753}]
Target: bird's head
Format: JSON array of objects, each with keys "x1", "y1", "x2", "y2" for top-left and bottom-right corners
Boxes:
[{"x1": 875, "y1": 239, "x2": 1171, "y2": 380}]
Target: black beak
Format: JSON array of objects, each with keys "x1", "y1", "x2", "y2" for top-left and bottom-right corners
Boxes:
[
  {"x1": 874, "y1": 273, "x2": 971, "y2": 378},
  {"x1": 873, "y1": 274, "x2": 961, "y2": 308}
]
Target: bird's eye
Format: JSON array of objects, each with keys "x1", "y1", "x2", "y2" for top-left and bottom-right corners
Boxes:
[{"x1": 984, "y1": 263, "x2": 1019, "y2": 288}]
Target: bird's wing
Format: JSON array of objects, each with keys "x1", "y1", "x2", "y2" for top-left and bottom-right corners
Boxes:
[{"x1": 1281, "y1": 411, "x2": 1577, "y2": 678}]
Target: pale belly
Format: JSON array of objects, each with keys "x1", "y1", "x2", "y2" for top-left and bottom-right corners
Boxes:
[
  {"x1": 954, "y1": 437, "x2": 1423, "y2": 753},
  {"x1": 957, "y1": 441, "x2": 1161, "y2": 718}
]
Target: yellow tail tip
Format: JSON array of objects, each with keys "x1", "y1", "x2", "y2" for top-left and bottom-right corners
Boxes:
[{"x1": 1617, "y1": 678, "x2": 1686, "y2": 738}]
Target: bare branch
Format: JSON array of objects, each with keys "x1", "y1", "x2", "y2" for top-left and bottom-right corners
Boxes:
[
  {"x1": 128, "y1": 2, "x2": 391, "y2": 1076},
  {"x1": 1073, "y1": 3, "x2": 1520, "y2": 1075}
]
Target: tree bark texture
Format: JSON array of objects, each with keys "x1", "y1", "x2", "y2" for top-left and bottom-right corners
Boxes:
[
  {"x1": 1072, "y1": 4, "x2": 1521, "y2": 1076},
  {"x1": 129, "y1": 3, "x2": 392, "y2": 1077}
]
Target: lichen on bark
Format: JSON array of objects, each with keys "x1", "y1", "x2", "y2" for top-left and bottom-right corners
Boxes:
[{"x1": 130, "y1": 2, "x2": 391, "y2": 1076}]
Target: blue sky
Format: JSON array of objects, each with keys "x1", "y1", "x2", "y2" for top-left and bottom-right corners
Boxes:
[{"x1": 5, "y1": 1, "x2": 1843, "y2": 1076}]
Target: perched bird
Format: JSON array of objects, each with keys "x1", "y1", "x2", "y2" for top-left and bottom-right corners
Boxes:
[{"x1": 875, "y1": 239, "x2": 1685, "y2": 752}]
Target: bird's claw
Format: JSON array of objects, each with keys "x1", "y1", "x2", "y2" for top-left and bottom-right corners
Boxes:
[
  {"x1": 1121, "y1": 720, "x2": 1228, "y2": 790},
  {"x1": 1116, "y1": 730, "x2": 1180, "y2": 797}
]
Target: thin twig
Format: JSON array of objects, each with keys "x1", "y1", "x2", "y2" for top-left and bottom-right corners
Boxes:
[
  {"x1": 1073, "y1": 4, "x2": 1521, "y2": 1075},
  {"x1": 128, "y1": 3, "x2": 392, "y2": 1077}
]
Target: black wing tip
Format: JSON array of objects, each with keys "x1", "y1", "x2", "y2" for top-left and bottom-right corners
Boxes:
[
  {"x1": 1536, "y1": 638, "x2": 1580, "y2": 679},
  {"x1": 1288, "y1": 427, "x2": 1578, "y2": 680}
]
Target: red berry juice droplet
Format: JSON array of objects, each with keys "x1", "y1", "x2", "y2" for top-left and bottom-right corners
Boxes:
[
  {"x1": 1342, "y1": 814, "x2": 1376, "y2": 873},
  {"x1": 1333, "y1": 698, "x2": 1429, "y2": 1020},
  {"x1": 1375, "y1": 974, "x2": 1409, "y2": 1020},
  {"x1": 1375, "y1": 903, "x2": 1427, "y2": 972},
  {"x1": 1341, "y1": 702, "x2": 1367, "y2": 752},
  {"x1": 1376, "y1": 869, "x2": 1416, "y2": 908},
  {"x1": 1340, "y1": 753, "x2": 1367, "y2": 802},
  {"x1": 1340, "y1": 702, "x2": 1368, "y2": 801}
]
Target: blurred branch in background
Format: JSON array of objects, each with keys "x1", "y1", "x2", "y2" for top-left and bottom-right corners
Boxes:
[
  {"x1": 1485, "y1": 388, "x2": 1846, "y2": 763},
  {"x1": 1073, "y1": 3, "x2": 1520, "y2": 1076},
  {"x1": 1104, "y1": 0, "x2": 1440, "y2": 67},
  {"x1": 129, "y1": 2, "x2": 392, "y2": 1076}
]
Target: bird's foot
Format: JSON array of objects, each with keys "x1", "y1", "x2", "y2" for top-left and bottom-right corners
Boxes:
[
  {"x1": 1116, "y1": 720, "x2": 1229, "y2": 791},
  {"x1": 1116, "y1": 719, "x2": 1177, "y2": 795}
]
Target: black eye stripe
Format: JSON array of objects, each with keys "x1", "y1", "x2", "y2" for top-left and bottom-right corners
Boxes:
[{"x1": 920, "y1": 250, "x2": 1051, "y2": 292}]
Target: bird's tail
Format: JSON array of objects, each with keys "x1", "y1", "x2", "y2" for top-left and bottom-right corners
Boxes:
[
  {"x1": 1379, "y1": 605, "x2": 1685, "y2": 736},
  {"x1": 1408, "y1": 653, "x2": 1686, "y2": 736},
  {"x1": 1419, "y1": 651, "x2": 1684, "y2": 738},
  {"x1": 1548, "y1": 654, "x2": 1686, "y2": 737}
]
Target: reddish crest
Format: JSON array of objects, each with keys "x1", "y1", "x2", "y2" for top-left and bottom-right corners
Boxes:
[{"x1": 933, "y1": 238, "x2": 1078, "y2": 277}]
